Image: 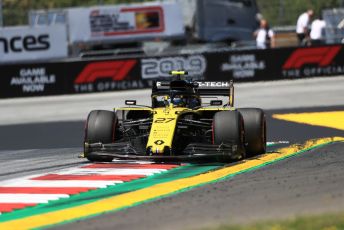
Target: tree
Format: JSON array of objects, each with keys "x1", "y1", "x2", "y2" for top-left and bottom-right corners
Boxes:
[{"x1": 257, "y1": 0, "x2": 342, "y2": 26}]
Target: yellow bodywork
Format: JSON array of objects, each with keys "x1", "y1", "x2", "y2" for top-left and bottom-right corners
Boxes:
[
  {"x1": 117, "y1": 103, "x2": 233, "y2": 155},
  {"x1": 147, "y1": 105, "x2": 191, "y2": 154}
]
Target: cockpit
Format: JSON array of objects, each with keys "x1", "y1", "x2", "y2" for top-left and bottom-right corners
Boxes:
[{"x1": 152, "y1": 94, "x2": 201, "y2": 109}]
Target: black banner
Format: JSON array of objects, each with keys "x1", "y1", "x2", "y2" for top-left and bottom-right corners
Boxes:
[
  {"x1": 0, "y1": 44, "x2": 343, "y2": 98},
  {"x1": 0, "y1": 58, "x2": 144, "y2": 98},
  {"x1": 204, "y1": 44, "x2": 344, "y2": 81}
]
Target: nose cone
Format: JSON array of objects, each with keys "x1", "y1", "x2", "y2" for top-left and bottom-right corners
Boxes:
[
  {"x1": 147, "y1": 145, "x2": 169, "y2": 155},
  {"x1": 147, "y1": 108, "x2": 179, "y2": 155}
]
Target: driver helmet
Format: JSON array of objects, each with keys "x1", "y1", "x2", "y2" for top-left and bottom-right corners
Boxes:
[
  {"x1": 188, "y1": 97, "x2": 201, "y2": 108},
  {"x1": 172, "y1": 95, "x2": 187, "y2": 107}
]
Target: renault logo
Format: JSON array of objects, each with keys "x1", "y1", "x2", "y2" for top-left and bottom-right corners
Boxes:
[{"x1": 154, "y1": 140, "x2": 165, "y2": 145}]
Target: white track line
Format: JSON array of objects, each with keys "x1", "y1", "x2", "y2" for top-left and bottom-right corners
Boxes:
[
  {"x1": 0, "y1": 194, "x2": 69, "y2": 203},
  {"x1": 111, "y1": 160, "x2": 155, "y2": 164},
  {"x1": 58, "y1": 168, "x2": 167, "y2": 176},
  {"x1": 0, "y1": 179, "x2": 121, "y2": 188}
]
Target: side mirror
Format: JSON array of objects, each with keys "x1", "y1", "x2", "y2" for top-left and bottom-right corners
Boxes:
[
  {"x1": 210, "y1": 100, "x2": 223, "y2": 106},
  {"x1": 125, "y1": 100, "x2": 137, "y2": 106}
]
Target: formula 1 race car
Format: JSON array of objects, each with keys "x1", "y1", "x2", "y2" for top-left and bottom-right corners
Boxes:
[{"x1": 83, "y1": 71, "x2": 266, "y2": 162}]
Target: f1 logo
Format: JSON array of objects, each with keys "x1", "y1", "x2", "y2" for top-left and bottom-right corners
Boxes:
[
  {"x1": 74, "y1": 60, "x2": 136, "y2": 84},
  {"x1": 283, "y1": 46, "x2": 341, "y2": 69}
]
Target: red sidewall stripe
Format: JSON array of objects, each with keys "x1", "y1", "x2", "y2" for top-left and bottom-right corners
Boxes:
[
  {"x1": 0, "y1": 203, "x2": 36, "y2": 213},
  {"x1": 0, "y1": 163, "x2": 180, "y2": 214},
  {"x1": 31, "y1": 174, "x2": 145, "y2": 182}
]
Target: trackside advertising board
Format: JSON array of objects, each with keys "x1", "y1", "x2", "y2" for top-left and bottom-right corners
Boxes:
[
  {"x1": 0, "y1": 44, "x2": 344, "y2": 98},
  {"x1": 67, "y1": 2, "x2": 184, "y2": 43},
  {"x1": 0, "y1": 59, "x2": 143, "y2": 98},
  {"x1": 205, "y1": 45, "x2": 344, "y2": 81},
  {"x1": 0, "y1": 25, "x2": 68, "y2": 63}
]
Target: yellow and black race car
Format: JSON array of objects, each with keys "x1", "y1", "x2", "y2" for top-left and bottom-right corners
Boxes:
[{"x1": 83, "y1": 71, "x2": 266, "y2": 162}]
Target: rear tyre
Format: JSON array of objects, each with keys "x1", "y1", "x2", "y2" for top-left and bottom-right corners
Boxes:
[
  {"x1": 213, "y1": 111, "x2": 245, "y2": 162},
  {"x1": 84, "y1": 110, "x2": 117, "y2": 162},
  {"x1": 238, "y1": 108, "x2": 266, "y2": 157}
]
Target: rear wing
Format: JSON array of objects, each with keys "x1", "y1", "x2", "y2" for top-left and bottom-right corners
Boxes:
[
  {"x1": 153, "y1": 81, "x2": 235, "y2": 106},
  {"x1": 196, "y1": 81, "x2": 232, "y2": 96}
]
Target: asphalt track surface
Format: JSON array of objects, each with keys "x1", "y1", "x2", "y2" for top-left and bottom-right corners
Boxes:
[
  {"x1": 51, "y1": 142, "x2": 344, "y2": 230},
  {"x1": 0, "y1": 76, "x2": 343, "y2": 126},
  {"x1": 0, "y1": 77, "x2": 343, "y2": 229}
]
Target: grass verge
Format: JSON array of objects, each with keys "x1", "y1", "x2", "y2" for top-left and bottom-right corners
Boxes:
[{"x1": 211, "y1": 212, "x2": 344, "y2": 230}]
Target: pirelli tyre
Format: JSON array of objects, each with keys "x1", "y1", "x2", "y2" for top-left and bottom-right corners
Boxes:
[
  {"x1": 213, "y1": 111, "x2": 245, "y2": 162},
  {"x1": 238, "y1": 108, "x2": 266, "y2": 157},
  {"x1": 84, "y1": 110, "x2": 117, "y2": 162}
]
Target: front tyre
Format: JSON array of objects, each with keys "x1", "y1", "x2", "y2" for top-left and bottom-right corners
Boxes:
[
  {"x1": 238, "y1": 108, "x2": 266, "y2": 157},
  {"x1": 213, "y1": 111, "x2": 245, "y2": 162},
  {"x1": 84, "y1": 110, "x2": 117, "y2": 162}
]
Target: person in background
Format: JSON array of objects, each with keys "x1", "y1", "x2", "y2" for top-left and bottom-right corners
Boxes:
[
  {"x1": 254, "y1": 19, "x2": 275, "y2": 49},
  {"x1": 310, "y1": 16, "x2": 326, "y2": 46},
  {"x1": 296, "y1": 9, "x2": 314, "y2": 45}
]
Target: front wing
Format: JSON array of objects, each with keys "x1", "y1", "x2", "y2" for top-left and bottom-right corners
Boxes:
[{"x1": 85, "y1": 142, "x2": 244, "y2": 162}]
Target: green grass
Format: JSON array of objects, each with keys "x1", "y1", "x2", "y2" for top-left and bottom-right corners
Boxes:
[{"x1": 209, "y1": 212, "x2": 344, "y2": 230}]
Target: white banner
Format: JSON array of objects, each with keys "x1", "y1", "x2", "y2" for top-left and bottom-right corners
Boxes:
[
  {"x1": 0, "y1": 25, "x2": 68, "y2": 63},
  {"x1": 67, "y1": 2, "x2": 184, "y2": 43}
]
